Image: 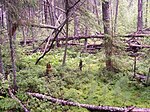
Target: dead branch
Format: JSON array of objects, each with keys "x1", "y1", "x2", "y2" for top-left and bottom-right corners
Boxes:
[
  {"x1": 8, "y1": 88, "x2": 30, "y2": 112},
  {"x1": 35, "y1": 20, "x2": 66, "y2": 65},
  {"x1": 27, "y1": 92, "x2": 150, "y2": 112},
  {"x1": 29, "y1": 23, "x2": 57, "y2": 29},
  {"x1": 35, "y1": 0, "x2": 82, "y2": 65}
]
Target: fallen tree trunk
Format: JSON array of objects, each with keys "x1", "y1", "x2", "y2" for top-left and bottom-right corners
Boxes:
[
  {"x1": 129, "y1": 44, "x2": 150, "y2": 48},
  {"x1": 8, "y1": 88, "x2": 30, "y2": 112},
  {"x1": 20, "y1": 34, "x2": 150, "y2": 45},
  {"x1": 50, "y1": 34, "x2": 150, "y2": 41},
  {"x1": 27, "y1": 92, "x2": 150, "y2": 112},
  {"x1": 52, "y1": 35, "x2": 105, "y2": 41},
  {"x1": 118, "y1": 34, "x2": 150, "y2": 37}
]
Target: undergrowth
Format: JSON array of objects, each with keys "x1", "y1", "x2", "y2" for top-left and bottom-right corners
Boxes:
[{"x1": 0, "y1": 46, "x2": 150, "y2": 112}]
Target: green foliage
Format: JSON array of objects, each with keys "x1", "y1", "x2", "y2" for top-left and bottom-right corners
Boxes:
[
  {"x1": 0, "y1": 46, "x2": 150, "y2": 111},
  {"x1": 0, "y1": 98, "x2": 20, "y2": 111}
]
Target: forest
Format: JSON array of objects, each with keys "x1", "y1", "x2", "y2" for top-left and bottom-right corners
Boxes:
[{"x1": 0, "y1": 0, "x2": 150, "y2": 112}]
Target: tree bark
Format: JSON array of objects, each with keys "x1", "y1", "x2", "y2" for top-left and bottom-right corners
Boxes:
[
  {"x1": 44, "y1": 0, "x2": 48, "y2": 24},
  {"x1": 145, "y1": 0, "x2": 148, "y2": 28},
  {"x1": 0, "y1": 5, "x2": 4, "y2": 28},
  {"x1": 94, "y1": 0, "x2": 100, "y2": 25},
  {"x1": 62, "y1": 0, "x2": 69, "y2": 66},
  {"x1": 74, "y1": 13, "x2": 79, "y2": 37},
  {"x1": 22, "y1": 27, "x2": 26, "y2": 46},
  {"x1": 114, "y1": 0, "x2": 119, "y2": 34},
  {"x1": 102, "y1": 1, "x2": 113, "y2": 71},
  {"x1": 0, "y1": 38, "x2": 4, "y2": 76},
  {"x1": 7, "y1": 11, "x2": 18, "y2": 91},
  {"x1": 137, "y1": 0, "x2": 143, "y2": 32}
]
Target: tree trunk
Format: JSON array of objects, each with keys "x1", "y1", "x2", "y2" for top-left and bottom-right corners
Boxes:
[
  {"x1": 114, "y1": 0, "x2": 119, "y2": 34},
  {"x1": 47, "y1": 0, "x2": 55, "y2": 26},
  {"x1": 51, "y1": 0, "x2": 56, "y2": 26},
  {"x1": 74, "y1": 13, "x2": 79, "y2": 37},
  {"x1": 31, "y1": 8, "x2": 35, "y2": 49},
  {"x1": 94, "y1": 0, "x2": 100, "y2": 25},
  {"x1": 62, "y1": 0, "x2": 69, "y2": 66},
  {"x1": 137, "y1": 0, "x2": 143, "y2": 32},
  {"x1": 7, "y1": 12, "x2": 18, "y2": 91},
  {"x1": 22, "y1": 27, "x2": 26, "y2": 46},
  {"x1": 0, "y1": 5, "x2": 4, "y2": 27},
  {"x1": 102, "y1": 1, "x2": 113, "y2": 71},
  {"x1": 145, "y1": 0, "x2": 148, "y2": 28},
  {"x1": 44, "y1": 0, "x2": 48, "y2": 24},
  {"x1": 0, "y1": 38, "x2": 4, "y2": 76},
  {"x1": 84, "y1": 27, "x2": 88, "y2": 50}
]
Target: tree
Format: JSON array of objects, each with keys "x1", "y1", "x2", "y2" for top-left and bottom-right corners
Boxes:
[
  {"x1": 114, "y1": 0, "x2": 119, "y2": 34},
  {"x1": 102, "y1": 0, "x2": 113, "y2": 71},
  {"x1": 7, "y1": 14, "x2": 18, "y2": 91},
  {"x1": 62, "y1": 0, "x2": 69, "y2": 66},
  {"x1": 145, "y1": 0, "x2": 148, "y2": 28},
  {"x1": 0, "y1": 37, "x2": 4, "y2": 76},
  {"x1": 137, "y1": 0, "x2": 143, "y2": 32}
]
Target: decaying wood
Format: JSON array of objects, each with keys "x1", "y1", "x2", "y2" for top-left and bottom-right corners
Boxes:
[
  {"x1": 20, "y1": 34, "x2": 150, "y2": 45},
  {"x1": 35, "y1": 0, "x2": 82, "y2": 64},
  {"x1": 129, "y1": 44, "x2": 150, "y2": 48},
  {"x1": 8, "y1": 88, "x2": 30, "y2": 112},
  {"x1": 27, "y1": 92, "x2": 150, "y2": 112},
  {"x1": 35, "y1": 20, "x2": 66, "y2": 64}
]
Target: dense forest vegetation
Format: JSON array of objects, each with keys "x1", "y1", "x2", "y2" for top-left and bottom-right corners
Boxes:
[{"x1": 0, "y1": 0, "x2": 150, "y2": 112}]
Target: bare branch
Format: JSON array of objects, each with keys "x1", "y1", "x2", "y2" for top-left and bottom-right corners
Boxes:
[{"x1": 35, "y1": 0, "x2": 82, "y2": 64}]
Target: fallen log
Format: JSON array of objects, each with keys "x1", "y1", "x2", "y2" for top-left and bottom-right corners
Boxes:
[
  {"x1": 8, "y1": 88, "x2": 30, "y2": 112},
  {"x1": 53, "y1": 35, "x2": 105, "y2": 41},
  {"x1": 129, "y1": 44, "x2": 150, "y2": 48},
  {"x1": 118, "y1": 34, "x2": 150, "y2": 37},
  {"x1": 20, "y1": 34, "x2": 150, "y2": 46},
  {"x1": 27, "y1": 92, "x2": 150, "y2": 112},
  {"x1": 49, "y1": 34, "x2": 150, "y2": 41}
]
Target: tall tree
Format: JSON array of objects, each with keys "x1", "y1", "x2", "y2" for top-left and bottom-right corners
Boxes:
[
  {"x1": 44, "y1": 0, "x2": 48, "y2": 24},
  {"x1": 145, "y1": 0, "x2": 148, "y2": 28},
  {"x1": 74, "y1": 12, "x2": 79, "y2": 37},
  {"x1": 114, "y1": 0, "x2": 119, "y2": 34},
  {"x1": 6, "y1": 0, "x2": 19, "y2": 91},
  {"x1": 62, "y1": 0, "x2": 69, "y2": 66},
  {"x1": 137, "y1": 0, "x2": 143, "y2": 32},
  {"x1": 94, "y1": 0, "x2": 100, "y2": 25},
  {"x1": 0, "y1": 37, "x2": 4, "y2": 76},
  {"x1": 102, "y1": 1, "x2": 113, "y2": 71}
]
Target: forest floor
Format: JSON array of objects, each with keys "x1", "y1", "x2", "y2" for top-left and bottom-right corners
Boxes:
[{"x1": 0, "y1": 45, "x2": 150, "y2": 112}]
